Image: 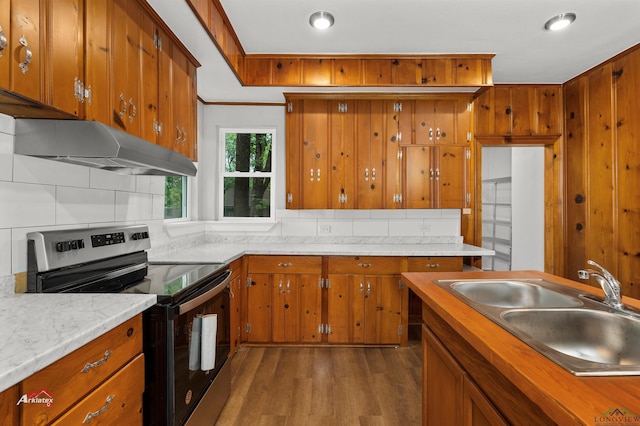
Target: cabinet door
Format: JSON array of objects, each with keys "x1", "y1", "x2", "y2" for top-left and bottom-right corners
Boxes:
[
  {"x1": 0, "y1": 384, "x2": 18, "y2": 426},
  {"x1": 414, "y1": 99, "x2": 457, "y2": 145},
  {"x1": 353, "y1": 275, "x2": 403, "y2": 345},
  {"x1": 423, "y1": 324, "x2": 464, "y2": 426},
  {"x1": 45, "y1": 0, "x2": 83, "y2": 117},
  {"x1": 229, "y1": 266, "x2": 242, "y2": 355},
  {"x1": 405, "y1": 145, "x2": 435, "y2": 208},
  {"x1": 326, "y1": 274, "x2": 351, "y2": 343},
  {"x1": 172, "y1": 45, "x2": 192, "y2": 157},
  {"x1": 157, "y1": 28, "x2": 173, "y2": 150},
  {"x1": 285, "y1": 99, "x2": 302, "y2": 208},
  {"x1": 0, "y1": 0, "x2": 9, "y2": 88},
  {"x1": 9, "y1": 0, "x2": 42, "y2": 101},
  {"x1": 437, "y1": 146, "x2": 467, "y2": 208},
  {"x1": 329, "y1": 99, "x2": 356, "y2": 208},
  {"x1": 384, "y1": 100, "x2": 409, "y2": 207},
  {"x1": 463, "y1": 375, "x2": 508, "y2": 426},
  {"x1": 138, "y1": 10, "x2": 158, "y2": 144},
  {"x1": 84, "y1": 0, "x2": 110, "y2": 123},
  {"x1": 376, "y1": 275, "x2": 403, "y2": 344},
  {"x1": 111, "y1": 0, "x2": 140, "y2": 135},
  {"x1": 298, "y1": 273, "x2": 322, "y2": 343},
  {"x1": 246, "y1": 273, "x2": 272, "y2": 343},
  {"x1": 356, "y1": 99, "x2": 384, "y2": 209},
  {"x1": 272, "y1": 273, "x2": 298, "y2": 343},
  {"x1": 301, "y1": 99, "x2": 329, "y2": 208}
]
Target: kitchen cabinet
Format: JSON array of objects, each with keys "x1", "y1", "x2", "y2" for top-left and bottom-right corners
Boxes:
[
  {"x1": 475, "y1": 85, "x2": 562, "y2": 137},
  {"x1": 405, "y1": 145, "x2": 468, "y2": 208},
  {"x1": 355, "y1": 99, "x2": 385, "y2": 209},
  {"x1": 20, "y1": 314, "x2": 144, "y2": 425},
  {"x1": 138, "y1": 9, "x2": 159, "y2": 145},
  {"x1": 83, "y1": 0, "x2": 110, "y2": 123},
  {"x1": 384, "y1": 100, "x2": 411, "y2": 208},
  {"x1": 285, "y1": 98, "x2": 302, "y2": 208},
  {"x1": 422, "y1": 324, "x2": 507, "y2": 426},
  {"x1": 412, "y1": 98, "x2": 472, "y2": 146},
  {"x1": 245, "y1": 256, "x2": 323, "y2": 344},
  {"x1": 300, "y1": 99, "x2": 330, "y2": 208},
  {"x1": 44, "y1": 0, "x2": 84, "y2": 117},
  {"x1": 326, "y1": 256, "x2": 405, "y2": 345},
  {"x1": 0, "y1": 384, "x2": 18, "y2": 425},
  {"x1": 329, "y1": 99, "x2": 356, "y2": 208},
  {"x1": 6, "y1": 0, "x2": 43, "y2": 103}
]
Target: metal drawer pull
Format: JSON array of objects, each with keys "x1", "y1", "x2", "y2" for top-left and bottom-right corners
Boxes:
[
  {"x1": 426, "y1": 263, "x2": 441, "y2": 268},
  {"x1": 18, "y1": 36, "x2": 32, "y2": 74},
  {"x1": 118, "y1": 93, "x2": 127, "y2": 118},
  {"x1": 357, "y1": 263, "x2": 372, "y2": 268},
  {"x1": 277, "y1": 262, "x2": 293, "y2": 267},
  {"x1": 82, "y1": 395, "x2": 114, "y2": 424},
  {"x1": 81, "y1": 350, "x2": 112, "y2": 373}
]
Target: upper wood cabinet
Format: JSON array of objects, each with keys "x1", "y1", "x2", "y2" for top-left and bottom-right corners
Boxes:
[
  {"x1": 5, "y1": 0, "x2": 43, "y2": 103},
  {"x1": 475, "y1": 85, "x2": 562, "y2": 137},
  {"x1": 0, "y1": 0, "x2": 200, "y2": 159},
  {"x1": 285, "y1": 94, "x2": 473, "y2": 210}
]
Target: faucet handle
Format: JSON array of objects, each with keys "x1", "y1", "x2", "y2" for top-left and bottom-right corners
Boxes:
[
  {"x1": 577, "y1": 270, "x2": 590, "y2": 280},
  {"x1": 587, "y1": 260, "x2": 620, "y2": 287}
]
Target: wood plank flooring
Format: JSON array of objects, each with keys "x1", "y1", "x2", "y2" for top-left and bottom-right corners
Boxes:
[{"x1": 216, "y1": 332, "x2": 422, "y2": 425}]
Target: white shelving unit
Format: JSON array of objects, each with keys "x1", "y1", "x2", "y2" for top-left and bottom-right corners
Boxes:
[{"x1": 482, "y1": 177, "x2": 512, "y2": 270}]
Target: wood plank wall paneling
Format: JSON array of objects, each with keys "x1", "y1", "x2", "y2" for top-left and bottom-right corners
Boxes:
[{"x1": 564, "y1": 45, "x2": 640, "y2": 298}]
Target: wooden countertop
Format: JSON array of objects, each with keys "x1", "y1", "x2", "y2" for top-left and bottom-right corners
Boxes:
[{"x1": 402, "y1": 270, "x2": 640, "y2": 424}]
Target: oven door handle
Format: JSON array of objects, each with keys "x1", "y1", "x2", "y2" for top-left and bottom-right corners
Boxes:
[{"x1": 176, "y1": 270, "x2": 232, "y2": 315}]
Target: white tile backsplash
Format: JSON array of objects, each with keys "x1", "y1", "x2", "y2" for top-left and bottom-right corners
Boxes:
[
  {"x1": 56, "y1": 187, "x2": 115, "y2": 224},
  {"x1": 115, "y1": 192, "x2": 153, "y2": 222},
  {"x1": 353, "y1": 220, "x2": 389, "y2": 236},
  {"x1": 281, "y1": 218, "x2": 319, "y2": 236},
  {"x1": 0, "y1": 229, "x2": 11, "y2": 277},
  {"x1": 0, "y1": 113, "x2": 15, "y2": 135},
  {"x1": 0, "y1": 132, "x2": 13, "y2": 182},
  {"x1": 152, "y1": 195, "x2": 165, "y2": 220},
  {"x1": 90, "y1": 168, "x2": 136, "y2": 192},
  {"x1": 0, "y1": 181, "x2": 56, "y2": 228},
  {"x1": 136, "y1": 175, "x2": 166, "y2": 195}
]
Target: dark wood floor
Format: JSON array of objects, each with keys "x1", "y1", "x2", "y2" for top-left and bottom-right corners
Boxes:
[{"x1": 216, "y1": 330, "x2": 422, "y2": 425}]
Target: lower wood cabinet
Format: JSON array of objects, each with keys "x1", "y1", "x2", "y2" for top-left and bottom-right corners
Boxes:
[
  {"x1": 245, "y1": 255, "x2": 323, "y2": 344},
  {"x1": 0, "y1": 385, "x2": 19, "y2": 425},
  {"x1": 423, "y1": 324, "x2": 507, "y2": 426},
  {"x1": 19, "y1": 314, "x2": 144, "y2": 425},
  {"x1": 229, "y1": 257, "x2": 243, "y2": 355}
]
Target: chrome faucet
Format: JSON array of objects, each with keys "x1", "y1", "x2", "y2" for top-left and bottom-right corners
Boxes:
[{"x1": 578, "y1": 260, "x2": 623, "y2": 310}]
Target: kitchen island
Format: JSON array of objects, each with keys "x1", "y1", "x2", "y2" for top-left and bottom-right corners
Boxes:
[{"x1": 402, "y1": 270, "x2": 640, "y2": 425}]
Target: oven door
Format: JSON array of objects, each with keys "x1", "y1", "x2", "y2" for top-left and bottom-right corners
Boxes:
[{"x1": 144, "y1": 270, "x2": 231, "y2": 426}]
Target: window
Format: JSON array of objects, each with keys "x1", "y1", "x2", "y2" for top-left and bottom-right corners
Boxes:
[
  {"x1": 221, "y1": 128, "x2": 275, "y2": 219},
  {"x1": 165, "y1": 176, "x2": 188, "y2": 219}
]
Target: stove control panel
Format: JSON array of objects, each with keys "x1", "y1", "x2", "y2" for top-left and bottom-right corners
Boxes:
[
  {"x1": 56, "y1": 239, "x2": 85, "y2": 252},
  {"x1": 91, "y1": 232, "x2": 126, "y2": 247}
]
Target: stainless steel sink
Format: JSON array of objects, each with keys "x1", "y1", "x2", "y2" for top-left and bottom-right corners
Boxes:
[
  {"x1": 502, "y1": 309, "x2": 640, "y2": 372},
  {"x1": 434, "y1": 278, "x2": 640, "y2": 375},
  {"x1": 450, "y1": 280, "x2": 582, "y2": 308}
]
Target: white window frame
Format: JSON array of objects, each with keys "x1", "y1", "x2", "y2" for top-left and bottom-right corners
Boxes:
[
  {"x1": 218, "y1": 127, "x2": 276, "y2": 222},
  {"x1": 164, "y1": 175, "x2": 192, "y2": 222}
]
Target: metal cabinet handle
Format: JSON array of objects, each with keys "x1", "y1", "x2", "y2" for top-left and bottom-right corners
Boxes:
[
  {"x1": 82, "y1": 395, "x2": 114, "y2": 424},
  {"x1": 371, "y1": 168, "x2": 376, "y2": 181},
  {"x1": 119, "y1": 93, "x2": 127, "y2": 118},
  {"x1": 426, "y1": 263, "x2": 441, "y2": 268},
  {"x1": 128, "y1": 98, "x2": 136, "y2": 122},
  {"x1": 366, "y1": 281, "x2": 371, "y2": 296},
  {"x1": 359, "y1": 281, "x2": 364, "y2": 294},
  {"x1": 18, "y1": 36, "x2": 32, "y2": 74},
  {"x1": 317, "y1": 169, "x2": 321, "y2": 181},
  {"x1": 429, "y1": 127, "x2": 433, "y2": 141},
  {"x1": 309, "y1": 168, "x2": 314, "y2": 181},
  {"x1": 277, "y1": 262, "x2": 293, "y2": 267},
  {"x1": 286, "y1": 280, "x2": 291, "y2": 294},
  {"x1": 181, "y1": 127, "x2": 187, "y2": 144},
  {"x1": 436, "y1": 128, "x2": 441, "y2": 140},
  {"x1": 81, "y1": 350, "x2": 112, "y2": 373},
  {"x1": 0, "y1": 26, "x2": 6, "y2": 57},
  {"x1": 278, "y1": 280, "x2": 284, "y2": 294},
  {"x1": 365, "y1": 168, "x2": 369, "y2": 181},
  {"x1": 357, "y1": 263, "x2": 372, "y2": 268}
]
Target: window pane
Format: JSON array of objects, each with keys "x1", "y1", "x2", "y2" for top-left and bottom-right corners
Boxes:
[
  {"x1": 225, "y1": 133, "x2": 272, "y2": 173},
  {"x1": 224, "y1": 177, "x2": 271, "y2": 217},
  {"x1": 165, "y1": 176, "x2": 186, "y2": 219}
]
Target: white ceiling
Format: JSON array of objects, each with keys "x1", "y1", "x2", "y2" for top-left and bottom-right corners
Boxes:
[{"x1": 147, "y1": 0, "x2": 640, "y2": 103}]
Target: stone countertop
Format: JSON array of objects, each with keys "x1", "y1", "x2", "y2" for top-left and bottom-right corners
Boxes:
[
  {"x1": 149, "y1": 240, "x2": 493, "y2": 264},
  {"x1": 0, "y1": 293, "x2": 156, "y2": 393}
]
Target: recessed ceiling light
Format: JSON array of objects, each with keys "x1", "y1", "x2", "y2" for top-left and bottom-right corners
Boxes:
[
  {"x1": 544, "y1": 13, "x2": 576, "y2": 31},
  {"x1": 309, "y1": 11, "x2": 334, "y2": 30}
]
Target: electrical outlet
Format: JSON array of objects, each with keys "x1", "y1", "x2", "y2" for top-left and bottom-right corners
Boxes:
[
  {"x1": 421, "y1": 225, "x2": 431, "y2": 232},
  {"x1": 319, "y1": 224, "x2": 331, "y2": 233}
]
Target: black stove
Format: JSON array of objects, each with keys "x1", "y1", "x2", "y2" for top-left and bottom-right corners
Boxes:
[{"x1": 26, "y1": 225, "x2": 232, "y2": 425}]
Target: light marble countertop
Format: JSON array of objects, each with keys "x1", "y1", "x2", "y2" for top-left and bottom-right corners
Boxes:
[
  {"x1": 0, "y1": 293, "x2": 156, "y2": 393},
  {"x1": 149, "y1": 241, "x2": 494, "y2": 264}
]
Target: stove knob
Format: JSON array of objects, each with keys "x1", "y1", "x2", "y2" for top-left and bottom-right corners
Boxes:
[{"x1": 131, "y1": 233, "x2": 139, "y2": 240}]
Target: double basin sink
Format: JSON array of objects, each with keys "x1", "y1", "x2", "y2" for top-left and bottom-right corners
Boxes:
[{"x1": 434, "y1": 278, "x2": 640, "y2": 376}]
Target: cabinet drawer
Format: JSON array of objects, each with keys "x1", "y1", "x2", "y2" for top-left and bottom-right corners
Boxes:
[
  {"x1": 327, "y1": 256, "x2": 402, "y2": 274},
  {"x1": 407, "y1": 256, "x2": 462, "y2": 272},
  {"x1": 51, "y1": 353, "x2": 145, "y2": 425},
  {"x1": 247, "y1": 255, "x2": 322, "y2": 274},
  {"x1": 21, "y1": 315, "x2": 143, "y2": 425}
]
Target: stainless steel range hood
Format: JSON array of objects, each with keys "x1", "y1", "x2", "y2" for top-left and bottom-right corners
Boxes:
[{"x1": 14, "y1": 119, "x2": 197, "y2": 176}]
